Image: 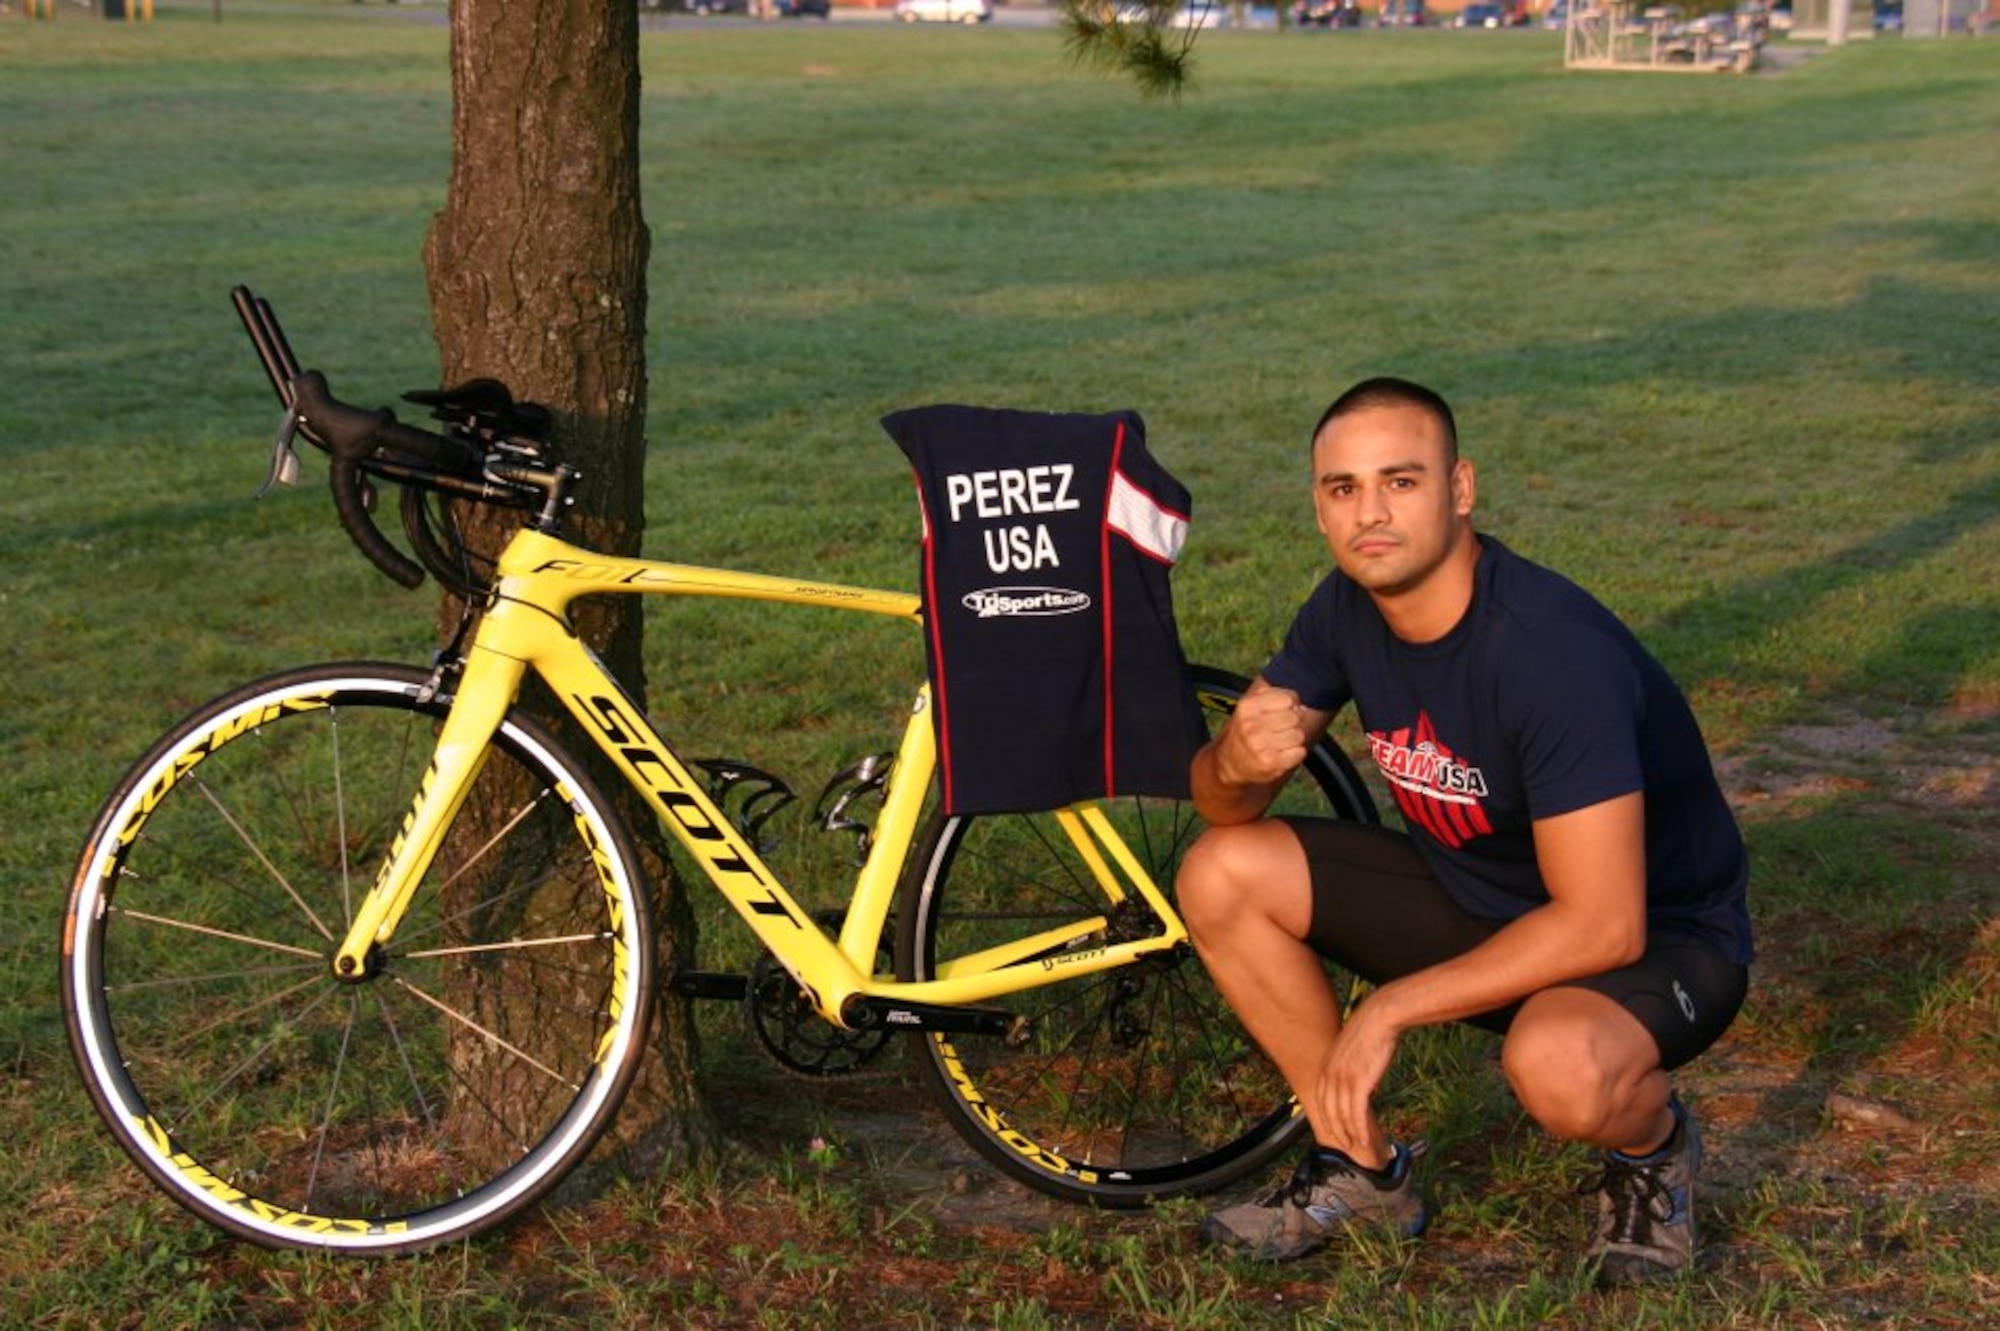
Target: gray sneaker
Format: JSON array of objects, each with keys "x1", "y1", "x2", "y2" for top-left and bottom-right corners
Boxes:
[
  {"x1": 1587, "y1": 1096, "x2": 1701, "y2": 1286},
  {"x1": 1200, "y1": 1142, "x2": 1428, "y2": 1261}
]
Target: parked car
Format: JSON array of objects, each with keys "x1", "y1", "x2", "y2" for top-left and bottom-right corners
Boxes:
[
  {"x1": 894, "y1": 0, "x2": 993, "y2": 20},
  {"x1": 1454, "y1": 1, "x2": 1507, "y2": 23},
  {"x1": 1542, "y1": 0, "x2": 1568, "y2": 25},
  {"x1": 1873, "y1": 0, "x2": 1902, "y2": 30},
  {"x1": 1295, "y1": 0, "x2": 1363, "y2": 24},
  {"x1": 776, "y1": 0, "x2": 830, "y2": 15},
  {"x1": 683, "y1": 0, "x2": 747, "y2": 14}
]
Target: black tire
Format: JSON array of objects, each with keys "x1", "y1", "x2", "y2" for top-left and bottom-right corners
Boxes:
[
  {"x1": 61, "y1": 664, "x2": 653, "y2": 1253},
  {"x1": 895, "y1": 665, "x2": 1378, "y2": 1207}
]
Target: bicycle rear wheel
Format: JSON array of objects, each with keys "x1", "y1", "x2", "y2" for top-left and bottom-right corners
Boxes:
[
  {"x1": 895, "y1": 665, "x2": 1378, "y2": 1207},
  {"x1": 61, "y1": 663, "x2": 653, "y2": 1253}
]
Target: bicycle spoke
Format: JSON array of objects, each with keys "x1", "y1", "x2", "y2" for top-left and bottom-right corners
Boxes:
[
  {"x1": 372, "y1": 987, "x2": 456, "y2": 1196},
  {"x1": 390, "y1": 975, "x2": 579, "y2": 1092},
  {"x1": 329, "y1": 707, "x2": 355, "y2": 929},
  {"x1": 105, "y1": 960, "x2": 322, "y2": 996},
  {"x1": 1033, "y1": 984, "x2": 1115, "y2": 1154},
  {"x1": 1132, "y1": 967, "x2": 1224, "y2": 1158},
  {"x1": 161, "y1": 975, "x2": 344, "y2": 1131},
  {"x1": 122, "y1": 828, "x2": 332, "y2": 957},
  {"x1": 109, "y1": 904, "x2": 325, "y2": 963},
  {"x1": 393, "y1": 858, "x2": 591, "y2": 954},
  {"x1": 402, "y1": 932, "x2": 606, "y2": 962},
  {"x1": 304, "y1": 995, "x2": 359, "y2": 1210},
  {"x1": 434, "y1": 788, "x2": 553, "y2": 896},
  {"x1": 126, "y1": 968, "x2": 330, "y2": 1074},
  {"x1": 194, "y1": 779, "x2": 337, "y2": 942},
  {"x1": 940, "y1": 832, "x2": 1096, "y2": 918}
]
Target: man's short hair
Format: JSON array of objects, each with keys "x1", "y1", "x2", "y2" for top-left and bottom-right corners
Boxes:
[{"x1": 1311, "y1": 377, "x2": 1459, "y2": 462}]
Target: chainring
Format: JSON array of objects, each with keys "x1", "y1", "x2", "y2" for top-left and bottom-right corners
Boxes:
[{"x1": 744, "y1": 924, "x2": 896, "y2": 1078}]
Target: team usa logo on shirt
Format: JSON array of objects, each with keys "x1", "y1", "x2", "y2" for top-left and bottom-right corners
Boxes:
[{"x1": 1368, "y1": 711, "x2": 1494, "y2": 849}]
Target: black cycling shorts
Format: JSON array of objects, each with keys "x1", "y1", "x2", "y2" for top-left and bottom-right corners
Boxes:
[{"x1": 1284, "y1": 817, "x2": 1748, "y2": 1071}]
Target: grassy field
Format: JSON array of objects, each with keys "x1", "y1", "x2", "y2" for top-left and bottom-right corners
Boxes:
[{"x1": 3, "y1": 6, "x2": 1997, "y2": 1327}]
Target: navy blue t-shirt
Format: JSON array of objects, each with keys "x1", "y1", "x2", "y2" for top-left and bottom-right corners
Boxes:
[{"x1": 1264, "y1": 537, "x2": 1751, "y2": 965}]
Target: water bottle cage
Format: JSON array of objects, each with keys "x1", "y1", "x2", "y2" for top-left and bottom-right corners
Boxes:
[
  {"x1": 813, "y1": 753, "x2": 896, "y2": 866},
  {"x1": 691, "y1": 759, "x2": 797, "y2": 853}
]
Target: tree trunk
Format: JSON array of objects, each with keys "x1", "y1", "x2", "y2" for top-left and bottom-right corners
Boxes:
[{"x1": 422, "y1": 0, "x2": 709, "y2": 1179}]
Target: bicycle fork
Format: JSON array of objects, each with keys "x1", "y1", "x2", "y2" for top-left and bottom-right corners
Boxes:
[{"x1": 330, "y1": 652, "x2": 524, "y2": 980}]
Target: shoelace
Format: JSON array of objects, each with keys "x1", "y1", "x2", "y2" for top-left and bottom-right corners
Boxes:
[
  {"x1": 1273, "y1": 1138, "x2": 1428, "y2": 1207},
  {"x1": 1585, "y1": 1153, "x2": 1675, "y2": 1245}
]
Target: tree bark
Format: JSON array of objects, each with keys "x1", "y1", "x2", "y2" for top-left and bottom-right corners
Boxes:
[{"x1": 423, "y1": 0, "x2": 709, "y2": 1179}]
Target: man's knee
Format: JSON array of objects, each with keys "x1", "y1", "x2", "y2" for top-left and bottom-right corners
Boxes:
[
  {"x1": 1176, "y1": 822, "x2": 1311, "y2": 944},
  {"x1": 1175, "y1": 827, "x2": 1254, "y2": 940},
  {"x1": 1501, "y1": 990, "x2": 1660, "y2": 1142}
]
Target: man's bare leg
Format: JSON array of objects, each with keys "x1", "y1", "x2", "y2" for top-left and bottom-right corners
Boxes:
[
  {"x1": 1177, "y1": 820, "x2": 1392, "y2": 1168},
  {"x1": 1502, "y1": 987, "x2": 1674, "y2": 1153}
]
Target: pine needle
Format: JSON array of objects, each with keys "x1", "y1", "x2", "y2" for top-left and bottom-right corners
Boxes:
[{"x1": 1057, "y1": 0, "x2": 1200, "y2": 99}]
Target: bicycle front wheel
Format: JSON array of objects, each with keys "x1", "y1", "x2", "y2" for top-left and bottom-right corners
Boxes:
[
  {"x1": 61, "y1": 664, "x2": 653, "y2": 1253},
  {"x1": 895, "y1": 665, "x2": 1378, "y2": 1207}
]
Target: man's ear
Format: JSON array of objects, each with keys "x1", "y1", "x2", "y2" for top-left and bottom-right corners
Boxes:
[{"x1": 1453, "y1": 457, "x2": 1477, "y2": 518}]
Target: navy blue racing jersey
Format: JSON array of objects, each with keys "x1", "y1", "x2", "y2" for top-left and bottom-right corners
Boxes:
[
  {"x1": 884, "y1": 404, "x2": 1207, "y2": 816},
  {"x1": 1263, "y1": 536, "x2": 1752, "y2": 964}
]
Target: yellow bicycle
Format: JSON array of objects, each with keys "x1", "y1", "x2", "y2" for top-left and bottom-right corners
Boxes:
[{"x1": 60, "y1": 289, "x2": 1378, "y2": 1253}]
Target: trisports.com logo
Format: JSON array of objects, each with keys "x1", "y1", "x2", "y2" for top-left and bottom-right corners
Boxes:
[{"x1": 962, "y1": 586, "x2": 1092, "y2": 619}]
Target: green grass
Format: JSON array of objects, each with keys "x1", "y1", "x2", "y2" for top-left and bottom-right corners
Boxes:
[{"x1": 3, "y1": 6, "x2": 1998, "y2": 1327}]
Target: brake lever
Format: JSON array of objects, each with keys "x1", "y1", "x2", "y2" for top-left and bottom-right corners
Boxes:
[{"x1": 257, "y1": 405, "x2": 304, "y2": 498}]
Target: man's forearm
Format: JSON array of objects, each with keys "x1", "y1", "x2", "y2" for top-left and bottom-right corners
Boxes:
[
  {"x1": 1361, "y1": 895, "x2": 1645, "y2": 1036},
  {"x1": 1189, "y1": 740, "x2": 1286, "y2": 826}
]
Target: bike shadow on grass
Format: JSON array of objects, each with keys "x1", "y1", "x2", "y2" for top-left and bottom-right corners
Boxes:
[{"x1": 692, "y1": 1046, "x2": 1097, "y2": 1234}]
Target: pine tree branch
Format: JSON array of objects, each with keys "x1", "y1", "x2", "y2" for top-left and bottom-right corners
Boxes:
[{"x1": 1057, "y1": 0, "x2": 1202, "y2": 99}]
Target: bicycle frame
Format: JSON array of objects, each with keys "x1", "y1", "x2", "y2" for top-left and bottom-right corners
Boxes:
[{"x1": 335, "y1": 526, "x2": 1192, "y2": 1029}]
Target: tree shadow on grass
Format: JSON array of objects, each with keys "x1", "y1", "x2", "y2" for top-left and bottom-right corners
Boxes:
[
  {"x1": 1694, "y1": 593, "x2": 2000, "y2": 1264},
  {"x1": 1638, "y1": 475, "x2": 2000, "y2": 705}
]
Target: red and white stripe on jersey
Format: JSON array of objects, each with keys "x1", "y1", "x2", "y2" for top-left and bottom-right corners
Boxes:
[{"x1": 1107, "y1": 468, "x2": 1189, "y2": 566}]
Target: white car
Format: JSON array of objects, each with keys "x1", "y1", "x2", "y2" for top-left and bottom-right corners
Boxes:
[
  {"x1": 894, "y1": 0, "x2": 994, "y2": 21},
  {"x1": 1171, "y1": 0, "x2": 1231, "y2": 24}
]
